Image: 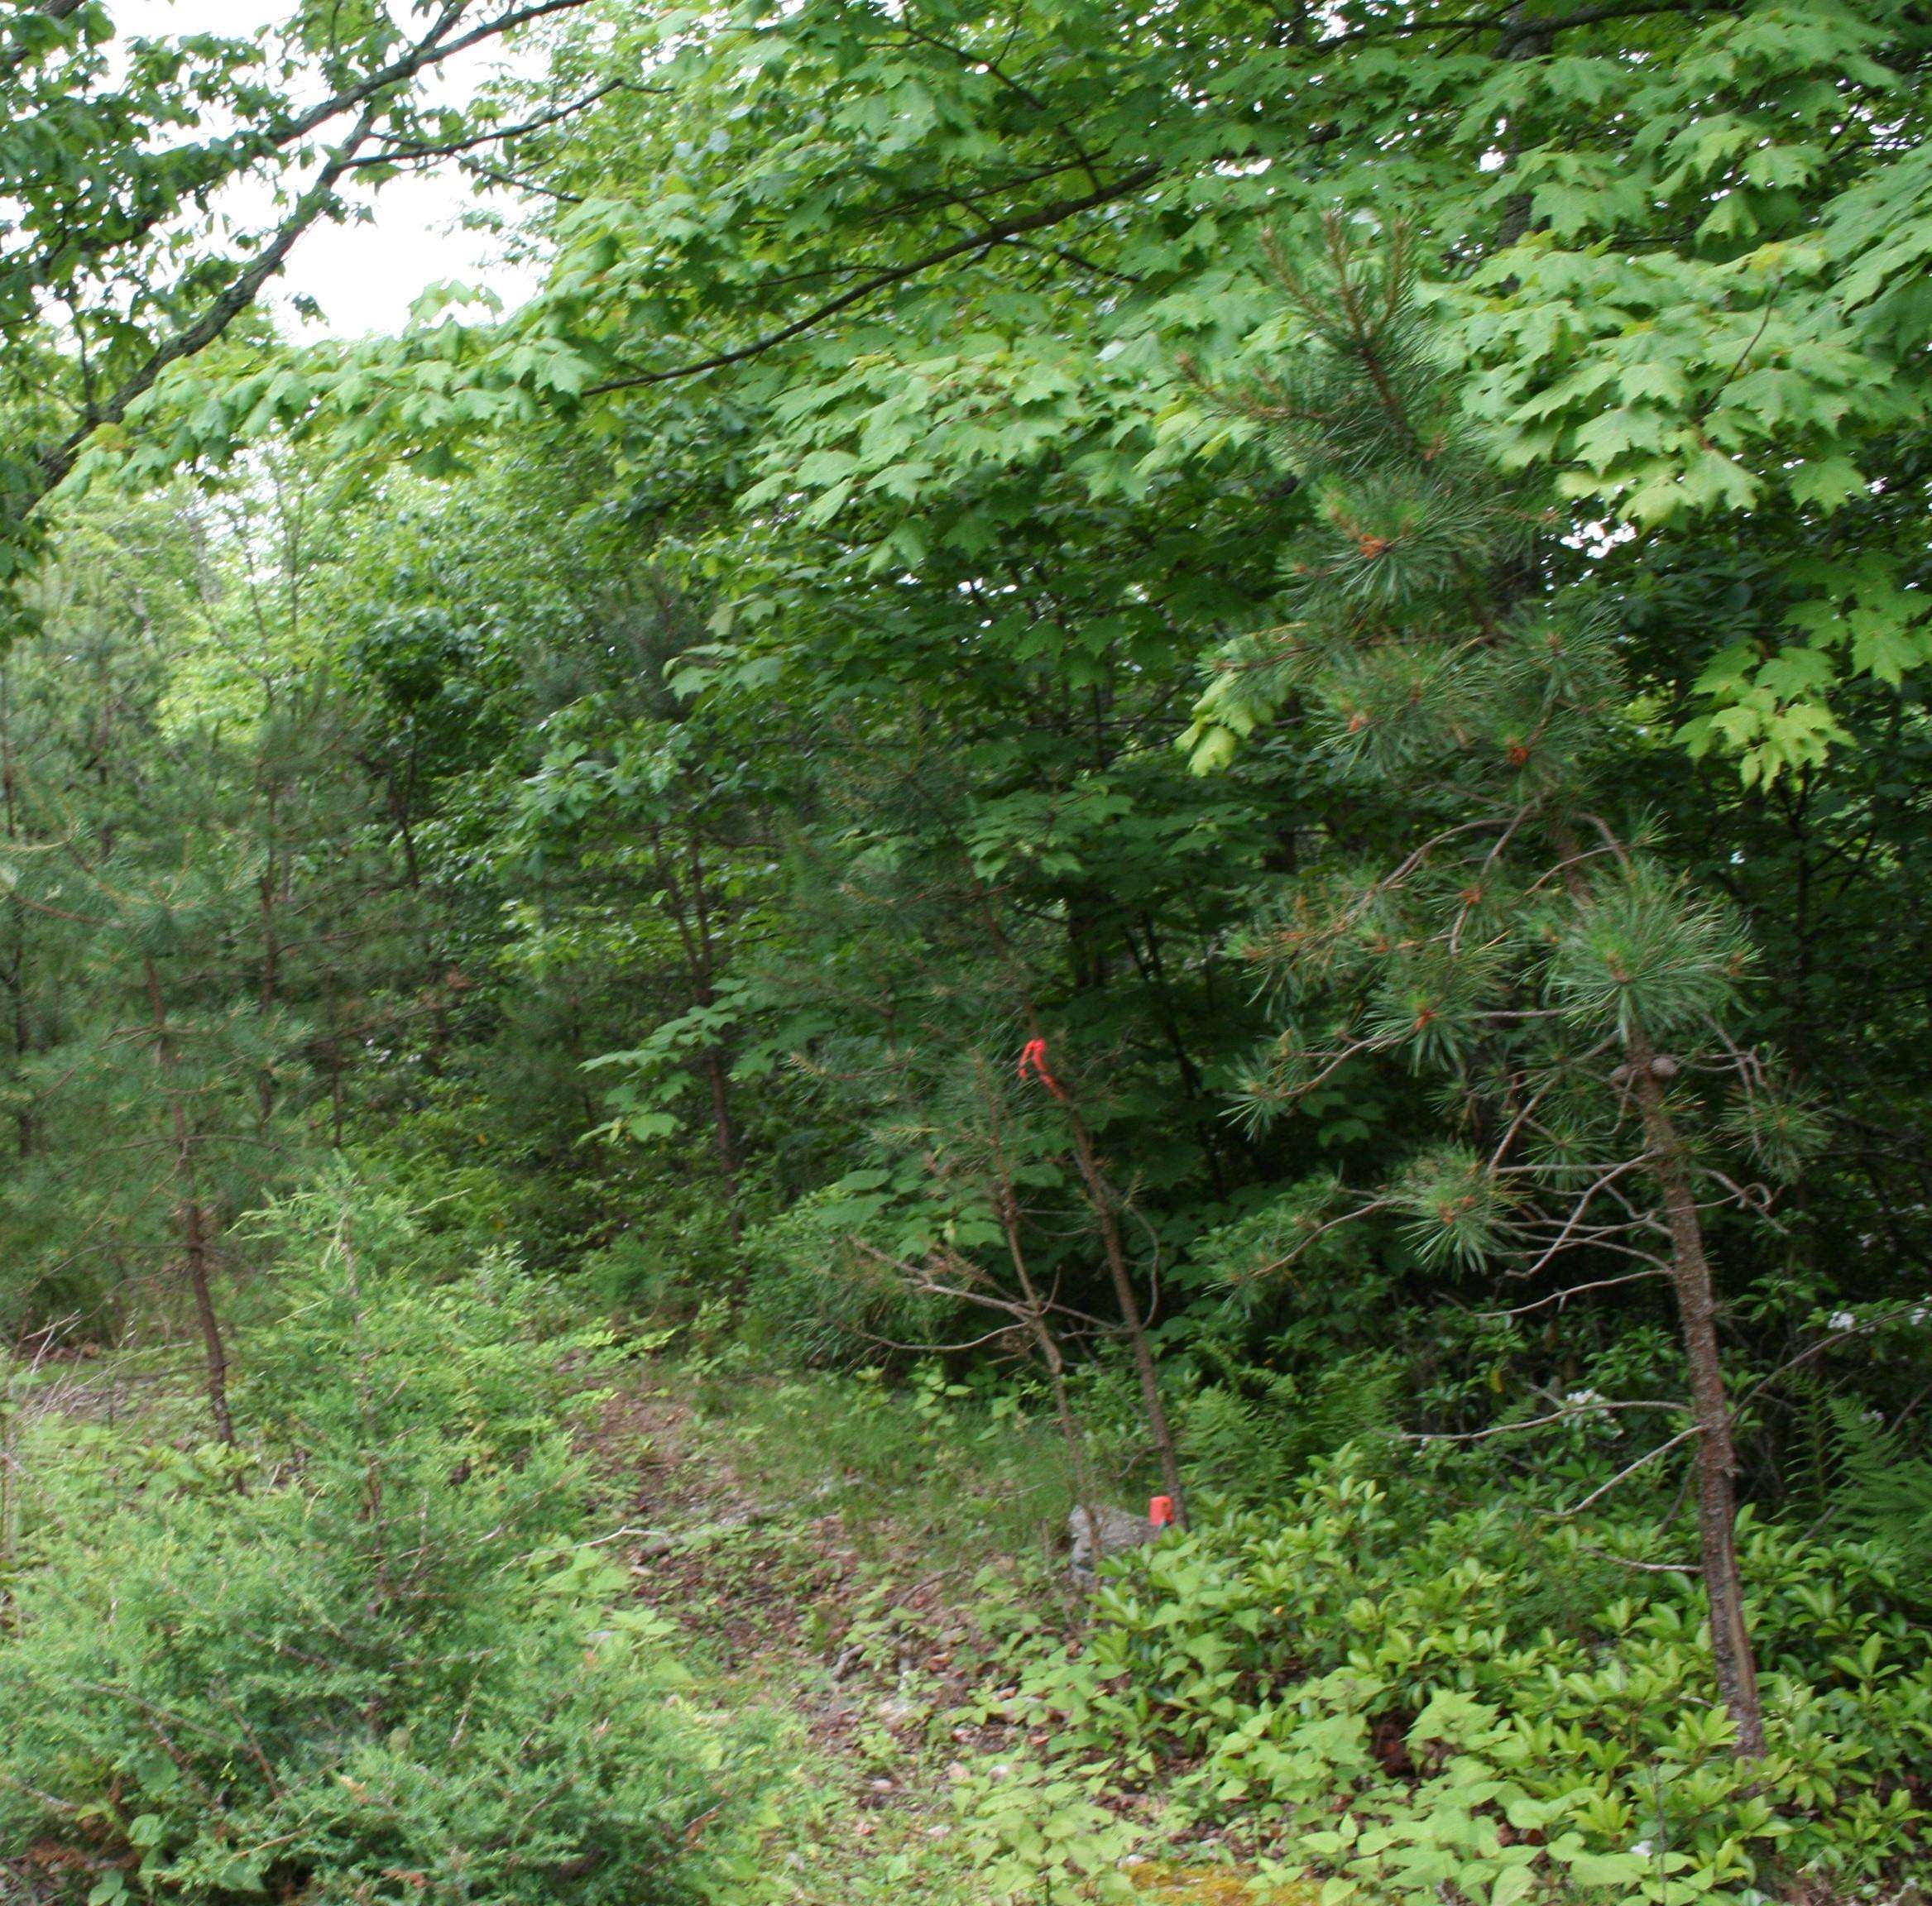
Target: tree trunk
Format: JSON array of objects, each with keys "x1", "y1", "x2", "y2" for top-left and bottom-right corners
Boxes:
[
  {"x1": 1553, "y1": 826, "x2": 1764, "y2": 1755},
  {"x1": 1, "y1": 663, "x2": 35, "y2": 1160},
  {"x1": 702, "y1": 1047, "x2": 744, "y2": 1242},
  {"x1": 1627, "y1": 1024, "x2": 1765, "y2": 1755},
  {"x1": 182, "y1": 1195, "x2": 237, "y2": 1447},
  {"x1": 1059, "y1": 1102, "x2": 1187, "y2": 1525},
  {"x1": 145, "y1": 956, "x2": 237, "y2": 1446},
  {"x1": 665, "y1": 827, "x2": 745, "y2": 1238},
  {"x1": 256, "y1": 793, "x2": 280, "y2": 1123},
  {"x1": 996, "y1": 1185, "x2": 1096, "y2": 1518},
  {"x1": 972, "y1": 872, "x2": 1189, "y2": 1524}
]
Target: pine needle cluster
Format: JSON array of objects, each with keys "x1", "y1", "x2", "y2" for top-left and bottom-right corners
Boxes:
[
  {"x1": 1187, "y1": 215, "x2": 1824, "y2": 1754},
  {"x1": 1192, "y1": 218, "x2": 1812, "y2": 1273}
]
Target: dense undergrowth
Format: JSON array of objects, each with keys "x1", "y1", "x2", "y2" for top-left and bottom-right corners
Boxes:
[
  {"x1": 6, "y1": 2, "x2": 1932, "y2": 1902},
  {"x1": 1000, "y1": 1486, "x2": 1932, "y2": 1903},
  {"x1": 674, "y1": 1348, "x2": 1932, "y2": 1906},
  {"x1": 7, "y1": 1195, "x2": 1926, "y2": 1906},
  {"x1": 0, "y1": 1195, "x2": 757, "y2": 1906}
]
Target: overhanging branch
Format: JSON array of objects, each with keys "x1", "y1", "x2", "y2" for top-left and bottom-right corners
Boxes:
[{"x1": 583, "y1": 165, "x2": 1162, "y2": 396}]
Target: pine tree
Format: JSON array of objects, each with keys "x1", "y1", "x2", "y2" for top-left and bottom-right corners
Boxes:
[
  {"x1": 0, "y1": 483, "x2": 423, "y2": 1434},
  {"x1": 1188, "y1": 220, "x2": 1820, "y2": 1757}
]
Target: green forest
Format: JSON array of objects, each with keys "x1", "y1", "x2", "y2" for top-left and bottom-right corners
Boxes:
[{"x1": 2, "y1": 1, "x2": 1930, "y2": 1901}]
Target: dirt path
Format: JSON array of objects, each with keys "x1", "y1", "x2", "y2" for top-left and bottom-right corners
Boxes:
[
  {"x1": 585, "y1": 1371, "x2": 1033, "y2": 1904},
  {"x1": 582, "y1": 1362, "x2": 1281, "y2": 1906}
]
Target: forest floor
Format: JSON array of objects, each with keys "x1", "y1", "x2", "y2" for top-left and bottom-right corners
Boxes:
[
  {"x1": 584, "y1": 1358, "x2": 1272, "y2": 1905},
  {"x1": 592, "y1": 1373, "x2": 985, "y2": 1903}
]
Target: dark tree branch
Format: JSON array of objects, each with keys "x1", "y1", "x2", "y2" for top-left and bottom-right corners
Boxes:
[
  {"x1": 42, "y1": 99, "x2": 388, "y2": 490},
  {"x1": 583, "y1": 165, "x2": 1163, "y2": 396},
  {"x1": 18, "y1": 0, "x2": 601, "y2": 520},
  {"x1": 266, "y1": 0, "x2": 600, "y2": 154},
  {"x1": 336, "y1": 76, "x2": 634, "y2": 173}
]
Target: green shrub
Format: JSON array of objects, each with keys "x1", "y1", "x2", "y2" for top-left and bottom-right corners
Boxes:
[
  {"x1": 0, "y1": 1198, "x2": 741, "y2": 1905},
  {"x1": 1176, "y1": 1353, "x2": 1401, "y2": 1508},
  {"x1": 978, "y1": 1457, "x2": 1931, "y2": 1904}
]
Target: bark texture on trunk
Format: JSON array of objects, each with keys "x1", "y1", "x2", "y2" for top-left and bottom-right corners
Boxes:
[
  {"x1": 1628, "y1": 1027, "x2": 1765, "y2": 1756},
  {"x1": 1552, "y1": 825, "x2": 1765, "y2": 1755}
]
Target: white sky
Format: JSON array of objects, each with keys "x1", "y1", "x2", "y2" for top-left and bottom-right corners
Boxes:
[{"x1": 117, "y1": 0, "x2": 546, "y2": 338}]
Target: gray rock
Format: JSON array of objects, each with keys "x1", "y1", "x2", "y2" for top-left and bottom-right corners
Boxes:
[{"x1": 1068, "y1": 1503, "x2": 1156, "y2": 1581}]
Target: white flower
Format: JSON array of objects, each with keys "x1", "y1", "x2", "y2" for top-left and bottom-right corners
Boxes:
[
  {"x1": 1829, "y1": 1310, "x2": 1857, "y2": 1332},
  {"x1": 1631, "y1": 1841, "x2": 1654, "y2": 1859},
  {"x1": 1563, "y1": 1388, "x2": 1606, "y2": 1410}
]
